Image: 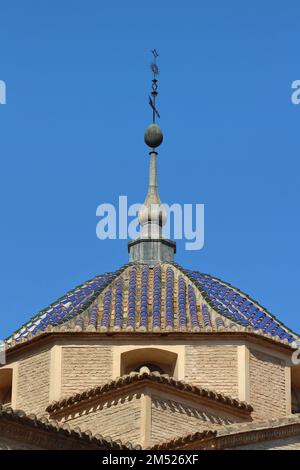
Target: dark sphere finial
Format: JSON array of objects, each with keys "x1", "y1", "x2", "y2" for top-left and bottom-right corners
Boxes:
[{"x1": 144, "y1": 124, "x2": 163, "y2": 148}]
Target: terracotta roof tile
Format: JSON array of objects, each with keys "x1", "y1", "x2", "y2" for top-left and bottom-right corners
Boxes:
[
  {"x1": 6, "y1": 263, "x2": 298, "y2": 349},
  {"x1": 46, "y1": 371, "x2": 253, "y2": 414},
  {"x1": 152, "y1": 430, "x2": 217, "y2": 450},
  {"x1": 0, "y1": 404, "x2": 138, "y2": 450},
  {"x1": 153, "y1": 415, "x2": 300, "y2": 450}
]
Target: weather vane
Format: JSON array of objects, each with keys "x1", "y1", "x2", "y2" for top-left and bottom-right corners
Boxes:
[{"x1": 148, "y1": 49, "x2": 160, "y2": 123}]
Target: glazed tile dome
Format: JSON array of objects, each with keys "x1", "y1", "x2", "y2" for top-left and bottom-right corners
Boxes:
[{"x1": 6, "y1": 262, "x2": 298, "y2": 346}]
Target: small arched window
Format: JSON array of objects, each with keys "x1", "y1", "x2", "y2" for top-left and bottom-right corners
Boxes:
[{"x1": 120, "y1": 348, "x2": 178, "y2": 377}]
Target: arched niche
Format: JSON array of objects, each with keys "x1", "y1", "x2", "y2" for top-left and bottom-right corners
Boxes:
[{"x1": 120, "y1": 347, "x2": 178, "y2": 377}]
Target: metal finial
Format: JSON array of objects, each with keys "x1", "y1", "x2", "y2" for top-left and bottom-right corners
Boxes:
[
  {"x1": 128, "y1": 49, "x2": 176, "y2": 264},
  {"x1": 148, "y1": 49, "x2": 160, "y2": 123}
]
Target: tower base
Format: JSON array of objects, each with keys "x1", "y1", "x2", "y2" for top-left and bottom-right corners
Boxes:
[{"x1": 128, "y1": 238, "x2": 176, "y2": 266}]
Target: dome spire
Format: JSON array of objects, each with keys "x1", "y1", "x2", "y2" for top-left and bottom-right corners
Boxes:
[
  {"x1": 128, "y1": 50, "x2": 176, "y2": 266},
  {"x1": 141, "y1": 49, "x2": 165, "y2": 239}
]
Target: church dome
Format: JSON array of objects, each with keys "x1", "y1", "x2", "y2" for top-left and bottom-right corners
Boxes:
[
  {"x1": 4, "y1": 52, "x2": 300, "y2": 453},
  {"x1": 5, "y1": 55, "x2": 298, "y2": 352},
  {"x1": 6, "y1": 262, "x2": 297, "y2": 347}
]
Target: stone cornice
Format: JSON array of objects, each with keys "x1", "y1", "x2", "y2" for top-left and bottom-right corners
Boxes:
[{"x1": 5, "y1": 329, "x2": 294, "y2": 363}]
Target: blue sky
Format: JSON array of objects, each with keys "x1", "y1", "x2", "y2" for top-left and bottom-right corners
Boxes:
[{"x1": 0, "y1": 0, "x2": 299, "y2": 338}]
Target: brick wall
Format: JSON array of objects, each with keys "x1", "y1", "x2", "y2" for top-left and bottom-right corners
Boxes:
[
  {"x1": 249, "y1": 348, "x2": 287, "y2": 419},
  {"x1": 16, "y1": 348, "x2": 51, "y2": 416},
  {"x1": 64, "y1": 395, "x2": 141, "y2": 444},
  {"x1": 185, "y1": 344, "x2": 238, "y2": 397},
  {"x1": 151, "y1": 395, "x2": 241, "y2": 446},
  {"x1": 61, "y1": 346, "x2": 112, "y2": 396}
]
